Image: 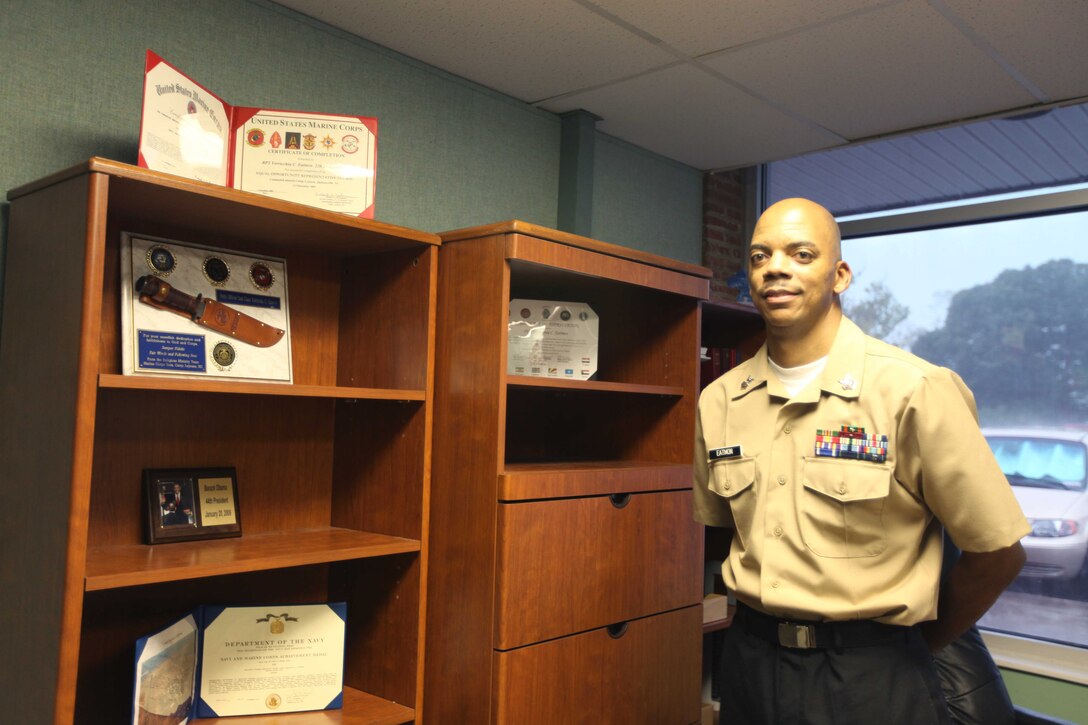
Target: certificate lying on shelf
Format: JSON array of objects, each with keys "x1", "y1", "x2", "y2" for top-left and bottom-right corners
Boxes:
[
  {"x1": 139, "y1": 50, "x2": 377, "y2": 217},
  {"x1": 132, "y1": 603, "x2": 347, "y2": 724},
  {"x1": 508, "y1": 299, "x2": 599, "y2": 381},
  {"x1": 120, "y1": 232, "x2": 293, "y2": 382}
]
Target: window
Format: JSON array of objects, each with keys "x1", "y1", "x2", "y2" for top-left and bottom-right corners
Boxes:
[
  {"x1": 838, "y1": 192, "x2": 1088, "y2": 682},
  {"x1": 987, "y1": 435, "x2": 1087, "y2": 493}
]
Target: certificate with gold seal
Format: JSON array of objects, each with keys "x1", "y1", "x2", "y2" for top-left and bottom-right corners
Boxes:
[
  {"x1": 196, "y1": 603, "x2": 346, "y2": 718},
  {"x1": 133, "y1": 603, "x2": 346, "y2": 722}
]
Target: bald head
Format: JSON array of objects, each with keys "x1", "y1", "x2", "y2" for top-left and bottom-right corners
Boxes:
[
  {"x1": 746, "y1": 197, "x2": 852, "y2": 364},
  {"x1": 752, "y1": 198, "x2": 842, "y2": 263}
]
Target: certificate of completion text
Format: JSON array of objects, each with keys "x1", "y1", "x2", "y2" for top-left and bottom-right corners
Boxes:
[
  {"x1": 198, "y1": 604, "x2": 346, "y2": 717},
  {"x1": 233, "y1": 111, "x2": 377, "y2": 217}
]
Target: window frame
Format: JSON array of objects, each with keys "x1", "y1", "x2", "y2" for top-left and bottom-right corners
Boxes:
[{"x1": 837, "y1": 186, "x2": 1088, "y2": 684}]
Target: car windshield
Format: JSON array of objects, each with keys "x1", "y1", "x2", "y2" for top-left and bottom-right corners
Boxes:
[{"x1": 985, "y1": 436, "x2": 1088, "y2": 492}]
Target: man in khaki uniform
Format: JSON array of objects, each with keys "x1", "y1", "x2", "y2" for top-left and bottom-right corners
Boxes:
[{"x1": 694, "y1": 198, "x2": 1029, "y2": 724}]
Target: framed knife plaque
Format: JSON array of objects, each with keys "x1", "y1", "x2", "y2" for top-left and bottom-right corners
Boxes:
[{"x1": 121, "y1": 233, "x2": 293, "y2": 382}]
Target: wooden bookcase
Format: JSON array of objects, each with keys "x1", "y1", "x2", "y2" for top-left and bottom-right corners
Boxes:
[
  {"x1": 698, "y1": 297, "x2": 763, "y2": 719},
  {"x1": 424, "y1": 221, "x2": 710, "y2": 724},
  {"x1": 0, "y1": 159, "x2": 439, "y2": 724},
  {"x1": 700, "y1": 298, "x2": 764, "y2": 384},
  {"x1": 699, "y1": 296, "x2": 764, "y2": 616}
]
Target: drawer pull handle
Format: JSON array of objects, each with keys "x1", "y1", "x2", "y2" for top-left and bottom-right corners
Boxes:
[
  {"x1": 607, "y1": 622, "x2": 629, "y2": 639},
  {"x1": 609, "y1": 493, "x2": 631, "y2": 509}
]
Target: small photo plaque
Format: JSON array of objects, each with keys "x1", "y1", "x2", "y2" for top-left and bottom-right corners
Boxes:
[{"x1": 144, "y1": 467, "x2": 241, "y2": 544}]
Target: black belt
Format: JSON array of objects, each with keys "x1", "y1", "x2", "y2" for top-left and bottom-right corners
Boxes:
[{"x1": 735, "y1": 603, "x2": 912, "y2": 650}]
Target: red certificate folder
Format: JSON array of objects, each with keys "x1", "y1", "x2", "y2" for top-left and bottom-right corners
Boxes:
[{"x1": 138, "y1": 50, "x2": 378, "y2": 218}]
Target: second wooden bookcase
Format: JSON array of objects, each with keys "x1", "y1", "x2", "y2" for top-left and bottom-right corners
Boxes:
[{"x1": 424, "y1": 221, "x2": 710, "y2": 724}]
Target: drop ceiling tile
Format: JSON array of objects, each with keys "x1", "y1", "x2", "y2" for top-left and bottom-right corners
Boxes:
[
  {"x1": 538, "y1": 63, "x2": 844, "y2": 169},
  {"x1": 941, "y1": 0, "x2": 1088, "y2": 102},
  {"x1": 273, "y1": 0, "x2": 676, "y2": 102},
  {"x1": 588, "y1": 0, "x2": 891, "y2": 56},
  {"x1": 704, "y1": 0, "x2": 1037, "y2": 140}
]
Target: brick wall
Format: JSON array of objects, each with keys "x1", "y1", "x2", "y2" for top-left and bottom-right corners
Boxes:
[{"x1": 702, "y1": 169, "x2": 748, "y2": 301}]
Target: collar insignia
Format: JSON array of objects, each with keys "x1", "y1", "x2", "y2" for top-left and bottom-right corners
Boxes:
[{"x1": 838, "y1": 373, "x2": 857, "y2": 392}]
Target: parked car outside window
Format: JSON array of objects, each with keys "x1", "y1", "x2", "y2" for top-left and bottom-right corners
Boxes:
[{"x1": 982, "y1": 428, "x2": 1088, "y2": 581}]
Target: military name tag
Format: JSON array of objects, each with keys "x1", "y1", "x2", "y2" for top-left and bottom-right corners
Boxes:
[{"x1": 709, "y1": 445, "x2": 743, "y2": 460}]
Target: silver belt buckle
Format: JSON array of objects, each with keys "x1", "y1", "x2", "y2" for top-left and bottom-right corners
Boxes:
[{"x1": 778, "y1": 622, "x2": 816, "y2": 649}]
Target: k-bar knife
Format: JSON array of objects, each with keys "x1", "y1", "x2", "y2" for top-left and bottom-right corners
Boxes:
[{"x1": 135, "y1": 275, "x2": 285, "y2": 348}]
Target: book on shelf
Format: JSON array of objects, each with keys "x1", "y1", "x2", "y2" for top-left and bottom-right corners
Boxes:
[{"x1": 700, "y1": 346, "x2": 739, "y2": 389}]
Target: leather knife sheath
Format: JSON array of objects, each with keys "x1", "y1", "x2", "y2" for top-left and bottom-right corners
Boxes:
[{"x1": 135, "y1": 276, "x2": 285, "y2": 348}]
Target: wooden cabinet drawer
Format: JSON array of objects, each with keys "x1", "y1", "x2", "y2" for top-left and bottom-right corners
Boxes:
[
  {"x1": 495, "y1": 490, "x2": 701, "y2": 649},
  {"x1": 493, "y1": 604, "x2": 701, "y2": 725}
]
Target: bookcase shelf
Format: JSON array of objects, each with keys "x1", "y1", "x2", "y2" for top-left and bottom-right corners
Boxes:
[
  {"x1": 85, "y1": 527, "x2": 421, "y2": 591},
  {"x1": 191, "y1": 686, "x2": 415, "y2": 724},
  {"x1": 700, "y1": 298, "x2": 763, "y2": 364},
  {"x1": 337, "y1": 687, "x2": 415, "y2": 725},
  {"x1": 99, "y1": 372, "x2": 427, "y2": 401},
  {"x1": 507, "y1": 374, "x2": 684, "y2": 397},
  {"x1": 0, "y1": 159, "x2": 438, "y2": 723},
  {"x1": 703, "y1": 618, "x2": 732, "y2": 634}
]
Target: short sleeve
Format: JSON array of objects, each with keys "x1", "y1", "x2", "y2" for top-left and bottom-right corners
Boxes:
[
  {"x1": 897, "y1": 368, "x2": 1030, "y2": 552},
  {"x1": 693, "y1": 390, "x2": 735, "y2": 528}
]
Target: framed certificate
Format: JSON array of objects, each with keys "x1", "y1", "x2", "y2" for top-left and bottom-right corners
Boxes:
[
  {"x1": 508, "y1": 299, "x2": 599, "y2": 380},
  {"x1": 231, "y1": 109, "x2": 377, "y2": 218},
  {"x1": 196, "y1": 603, "x2": 347, "y2": 717},
  {"x1": 132, "y1": 603, "x2": 346, "y2": 723}
]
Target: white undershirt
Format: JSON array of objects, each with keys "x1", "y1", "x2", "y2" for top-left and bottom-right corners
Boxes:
[{"x1": 768, "y1": 355, "x2": 828, "y2": 398}]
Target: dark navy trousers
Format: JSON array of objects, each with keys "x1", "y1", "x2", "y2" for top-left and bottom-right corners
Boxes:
[{"x1": 718, "y1": 615, "x2": 953, "y2": 724}]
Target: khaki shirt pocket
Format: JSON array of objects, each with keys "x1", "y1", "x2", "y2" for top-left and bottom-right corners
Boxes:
[
  {"x1": 800, "y1": 458, "x2": 892, "y2": 558},
  {"x1": 709, "y1": 457, "x2": 757, "y2": 549}
]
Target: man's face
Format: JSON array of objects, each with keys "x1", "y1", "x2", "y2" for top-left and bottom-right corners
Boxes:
[{"x1": 746, "y1": 202, "x2": 851, "y2": 335}]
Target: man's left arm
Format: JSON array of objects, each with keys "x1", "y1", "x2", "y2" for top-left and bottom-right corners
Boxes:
[
  {"x1": 920, "y1": 542, "x2": 1025, "y2": 652},
  {"x1": 900, "y1": 368, "x2": 1031, "y2": 651}
]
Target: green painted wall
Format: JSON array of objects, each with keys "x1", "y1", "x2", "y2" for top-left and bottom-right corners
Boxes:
[
  {"x1": 1002, "y1": 668, "x2": 1088, "y2": 724},
  {"x1": 592, "y1": 133, "x2": 704, "y2": 264},
  {"x1": 0, "y1": 0, "x2": 560, "y2": 233}
]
